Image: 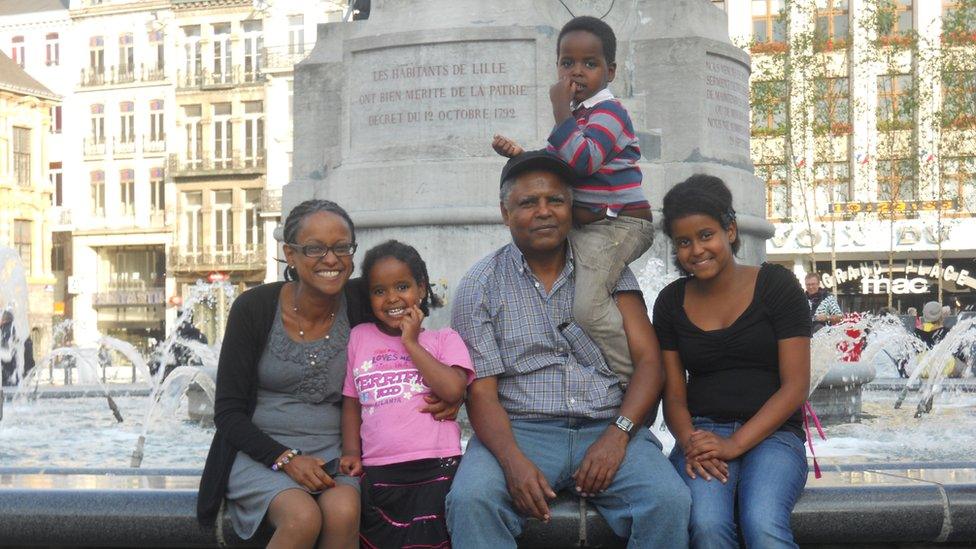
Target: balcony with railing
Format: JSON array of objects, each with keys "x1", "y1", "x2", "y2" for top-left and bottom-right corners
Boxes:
[
  {"x1": 262, "y1": 44, "x2": 315, "y2": 71},
  {"x1": 113, "y1": 137, "x2": 136, "y2": 156},
  {"x1": 84, "y1": 137, "x2": 106, "y2": 158},
  {"x1": 169, "y1": 151, "x2": 266, "y2": 177},
  {"x1": 79, "y1": 63, "x2": 167, "y2": 88},
  {"x1": 169, "y1": 244, "x2": 266, "y2": 272},
  {"x1": 143, "y1": 136, "x2": 166, "y2": 155},
  {"x1": 176, "y1": 65, "x2": 264, "y2": 91}
]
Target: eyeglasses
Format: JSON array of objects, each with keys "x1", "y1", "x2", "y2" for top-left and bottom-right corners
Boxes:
[{"x1": 288, "y1": 242, "x2": 357, "y2": 258}]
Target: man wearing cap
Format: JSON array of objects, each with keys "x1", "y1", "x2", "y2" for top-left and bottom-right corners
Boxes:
[
  {"x1": 916, "y1": 301, "x2": 950, "y2": 349},
  {"x1": 446, "y1": 151, "x2": 690, "y2": 547}
]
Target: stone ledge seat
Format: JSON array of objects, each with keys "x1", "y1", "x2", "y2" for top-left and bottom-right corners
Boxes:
[{"x1": 1, "y1": 463, "x2": 975, "y2": 547}]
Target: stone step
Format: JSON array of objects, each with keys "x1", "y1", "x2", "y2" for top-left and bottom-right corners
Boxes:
[{"x1": 1, "y1": 463, "x2": 975, "y2": 547}]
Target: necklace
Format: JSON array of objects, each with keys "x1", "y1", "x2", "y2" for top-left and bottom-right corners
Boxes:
[{"x1": 292, "y1": 284, "x2": 337, "y2": 367}]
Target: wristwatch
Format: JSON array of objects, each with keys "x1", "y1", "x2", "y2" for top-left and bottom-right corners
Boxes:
[{"x1": 614, "y1": 415, "x2": 635, "y2": 436}]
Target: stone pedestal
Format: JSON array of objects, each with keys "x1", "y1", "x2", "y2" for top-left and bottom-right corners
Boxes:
[
  {"x1": 809, "y1": 361, "x2": 877, "y2": 424},
  {"x1": 287, "y1": 0, "x2": 772, "y2": 325}
]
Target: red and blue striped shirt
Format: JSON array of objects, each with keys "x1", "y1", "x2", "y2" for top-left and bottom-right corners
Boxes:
[{"x1": 546, "y1": 90, "x2": 648, "y2": 217}]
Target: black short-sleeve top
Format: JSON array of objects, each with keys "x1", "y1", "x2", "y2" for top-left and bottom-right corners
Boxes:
[{"x1": 653, "y1": 263, "x2": 811, "y2": 436}]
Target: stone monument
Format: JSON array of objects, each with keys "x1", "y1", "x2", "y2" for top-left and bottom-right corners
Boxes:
[{"x1": 285, "y1": 0, "x2": 772, "y2": 324}]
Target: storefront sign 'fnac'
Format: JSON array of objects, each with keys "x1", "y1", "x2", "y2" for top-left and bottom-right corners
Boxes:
[{"x1": 820, "y1": 259, "x2": 976, "y2": 295}]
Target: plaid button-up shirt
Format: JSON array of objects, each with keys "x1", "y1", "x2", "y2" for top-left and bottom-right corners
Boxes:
[{"x1": 451, "y1": 242, "x2": 640, "y2": 420}]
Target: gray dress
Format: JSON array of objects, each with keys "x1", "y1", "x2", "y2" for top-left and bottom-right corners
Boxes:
[{"x1": 225, "y1": 300, "x2": 359, "y2": 539}]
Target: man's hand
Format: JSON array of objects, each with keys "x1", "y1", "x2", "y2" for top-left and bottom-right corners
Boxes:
[
  {"x1": 685, "y1": 429, "x2": 742, "y2": 462},
  {"x1": 421, "y1": 394, "x2": 461, "y2": 421},
  {"x1": 492, "y1": 135, "x2": 524, "y2": 158},
  {"x1": 572, "y1": 427, "x2": 628, "y2": 496},
  {"x1": 282, "y1": 455, "x2": 336, "y2": 491},
  {"x1": 502, "y1": 454, "x2": 557, "y2": 522}
]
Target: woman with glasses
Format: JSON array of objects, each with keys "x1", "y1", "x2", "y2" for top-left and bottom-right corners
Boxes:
[{"x1": 197, "y1": 200, "x2": 455, "y2": 548}]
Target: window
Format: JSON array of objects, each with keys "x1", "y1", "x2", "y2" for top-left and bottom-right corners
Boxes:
[
  {"x1": 13, "y1": 127, "x2": 30, "y2": 187},
  {"x1": 50, "y1": 162, "x2": 63, "y2": 206},
  {"x1": 816, "y1": 0, "x2": 849, "y2": 44},
  {"x1": 182, "y1": 26, "x2": 201, "y2": 85},
  {"x1": 52, "y1": 243, "x2": 65, "y2": 272},
  {"x1": 243, "y1": 20, "x2": 263, "y2": 82},
  {"x1": 878, "y1": 159, "x2": 916, "y2": 202},
  {"x1": 814, "y1": 77, "x2": 850, "y2": 134},
  {"x1": 942, "y1": 71, "x2": 976, "y2": 128},
  {"x1": 87, "y1": 104, "x2": 105, "y2": 155},
  {"x1": 120, "y1": 169, "x2": 135, "y2": 217},
  {"x1": 90, "y1": 104, "x2": 105, "y2": 142},
  {"x1": 878, "y1": 74, "x2": 914, "y2": 130},
  {"x1": 213, "y1": 103, "x2": 233, "y2": 168},
  {"x1": 89, "y1": 36, "x2": 105, "y2": 84},
  {"x1": 149, "y1": 99, "x2": 165, "y2": 143},
  {"x1": 213, "y1": 23, "x2": 231, "y2": 84},
  {"x1": 182, "y1": 191, "x2": 203, "y2": 254},
  {"x1": 14, "y1": 220, "x2": 31, "y2": 269},
  {"x1": 814, "y1": 161, "x2": 851, "y2": 213},
  {"x1": 183, "y1": 105, "x2": 202, "y2": 168},
  {"x1": 119, "y1": 101, "x2": 135, "y2": 143},
  {"x1": 50, "y1": 105, "x2": 62, "y2": 133},
  {"x1": 756, "y1": 163, "x2": 789, "y2": 220},
  {"x1": 149, "y1": 30, "x2": 164, "y2": 78},
  {"x1": 943, "y1": 157, "x2": 976, "y2": 213},
  {"x1": 91, "y1": 171, "x2": 106, "y2": 216},
  {"x1": 288, "y1": 15, "x2": 305, "y2": 54},
  {"x1": 244, "y1": 101, "x2": 264, "y2": 167},
  {"x1": 943, "y1": 1, "x2": 976, "y2": 44},
  {"x1": 118, "y1": 33, "x2": 134, "y2": 81},
  {"x1": 244, "y1": 189, "x2": 263, "y2": 247},
  {"x1": 11, "y1": 36, "x2": 24, "y2": 68},
  {"x1": 752, "y1": 0, "x2": 786, "y2": 44},
  {"x1": 213, "y1": 189, "x2": 235, "y2": 255},
  {"x1": 46, "y1": 33, "x2": 60, "y2": 66},
  {"x1": 879, "y1": 0, "x2": 913, "y2": 39},
  {"x1": 150, "y1": 167, "x2": 165, "y2": 214},
  {"x1": 751, "y1": 80, "x2": 787, "y2": 134}
]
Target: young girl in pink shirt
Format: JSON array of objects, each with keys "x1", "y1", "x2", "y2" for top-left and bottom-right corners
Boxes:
[{"x1": 341, "y1": 240, "x2": 473, "y2": 549}]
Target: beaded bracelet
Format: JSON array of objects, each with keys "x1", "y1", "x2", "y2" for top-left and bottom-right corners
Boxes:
[{"x1": 271, "y1": 449, "x2": 302, "y2": 471}]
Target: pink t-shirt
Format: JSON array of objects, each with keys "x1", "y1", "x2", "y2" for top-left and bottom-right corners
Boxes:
[{"x1": 343, "y1": 322, "x2": 474, "y2": 466}]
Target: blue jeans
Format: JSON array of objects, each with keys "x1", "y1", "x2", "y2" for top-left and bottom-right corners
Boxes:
[
  {"x1": 669, "y1": 419, "x2": 807, "y2": 549},
  {"x1": 446, "y1": 418, "x2": 690, "y2": 549}
]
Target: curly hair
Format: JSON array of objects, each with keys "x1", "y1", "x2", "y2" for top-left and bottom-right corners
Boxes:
[
  {"x1": 360, "y1": 240, "x2": 443, "y2": 317},
  {"x1": 557, "y1": 15, "x2": 616, "y2": 64}
]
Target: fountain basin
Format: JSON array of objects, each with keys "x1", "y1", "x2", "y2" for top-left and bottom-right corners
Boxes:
[
  {"x1": 1, "y1": 463, "x2": 975, "y2": 547},
  {"x1": 810, "y1": 362, "x2": 878, "y2": 424}
]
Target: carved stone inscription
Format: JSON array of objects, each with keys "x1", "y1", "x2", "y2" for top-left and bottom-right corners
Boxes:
[
  {"x1": 349, "y1": 40, "x2": 535, "y2": 150},
  {"x1": 703, "y1": 54, "x2": 750, "y2": 158}
]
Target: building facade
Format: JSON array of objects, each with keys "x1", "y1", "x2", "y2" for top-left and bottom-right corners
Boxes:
[
  {"x1": 714, "y1": 0, "x2": 976, "y2": 313},
  {"x1": 2, "y1": 0, "x2": 342, "y2": 350},
  {"x1": 0, "y1": 0, "x2": 71, "y2": 351},
  {"x1": 0, "y1": 51, "x2": 59, "y2": 353}
]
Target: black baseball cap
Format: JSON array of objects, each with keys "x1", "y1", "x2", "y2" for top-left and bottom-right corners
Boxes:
[{"x1": 499, "y1": 150, "x2": 577, "y2": 188}]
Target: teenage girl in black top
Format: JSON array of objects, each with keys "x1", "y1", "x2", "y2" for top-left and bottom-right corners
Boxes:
[{"x1": 653, "y1": 175, "x2": 812, "y2": 548}]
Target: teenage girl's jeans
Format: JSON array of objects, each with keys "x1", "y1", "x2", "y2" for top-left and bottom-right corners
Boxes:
[{"x1": 669, "y1": 418, "x2": 808, "y2": 549}]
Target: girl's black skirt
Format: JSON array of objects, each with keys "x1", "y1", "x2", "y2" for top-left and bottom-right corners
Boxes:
[{"x1": 359, "y1": 456, "x2": 460, "y2": 549}]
